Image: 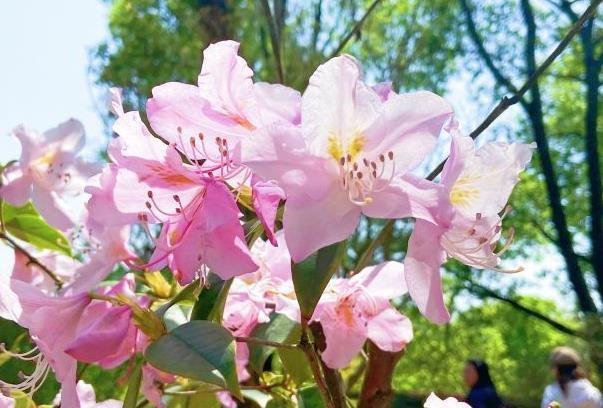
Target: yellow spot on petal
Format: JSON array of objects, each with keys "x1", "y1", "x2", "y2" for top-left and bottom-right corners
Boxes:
[
  {"x1": 449, "y1": 175, "x2": 479, "y2": 208},
  {"x1": 327, "y1": 132, "x2": 365, "y2": 162}
]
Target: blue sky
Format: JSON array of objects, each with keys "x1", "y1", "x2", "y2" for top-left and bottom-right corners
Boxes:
[{"x1": 0, "y1": 0, "x2": 108, "y2": 162}]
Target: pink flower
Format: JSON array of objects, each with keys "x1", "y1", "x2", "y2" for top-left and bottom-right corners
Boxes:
[
  {"x1": 88, "y1": 92, "x2": 257, "y2": 284},
  {"x1": 242, "y1": 55, "x2": 452, "y2": 262},
  {"x1": 0, "y1": 277, "x2": 91, "y2": 407},
  {"x1": 405, "y1": 126, "x2": 535, "y2": 323},
  {"x1": 65, "y1": 274, "x2": 142, "y2": 368},
  {"x1": 146, "y1": 41, "x2": 300, "y2": 161},
  {"x1": 146, "y1": 179, "x2": 258, "y2": 284},
  {"x1": 312, "y1": 261, "x2": 413, "y2": 369},
  {"x1": 424, "y1": 393, "x2": 471, "y2": 408},
  {"x1": 0, "y1": 119, "x2": 98, "y2": 230},
  {"x1": 53, "y1": 381, "x2": 122, "y2": 408}
]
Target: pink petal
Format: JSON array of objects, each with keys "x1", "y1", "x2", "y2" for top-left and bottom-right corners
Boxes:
[
  {"x1": 253, "y1": 82, "x2": 301, "y2": 125},
  {"x1": 320, "y1": 320, "x2": 367, "y2": 369},
  {"x1": 0, "y1": 168, "x2": 32, "y2": 205},
  {"x1": 404, "y1": 220, "x2": 450, "y2": 324},
  {"x1": 302, "y1": 55, "x2": 381, "y2": 157},
  {"x1": 351, "y1": 261, "x2": 407, "y2": 299},
  {"x1": 198, "y1": 41, "x2": 256, "y2": 121},
  {"x1": 31, "y1": 184, "x2": 74, "y2": 231},
  {"x1": 65, "y1": 304, "x2": 132, "y2": 365},
  {"x1": 284, "y1": 185, "x2": 360, "y2": 262},
  {"x1": 242, "y1": 124, "x2": 332, "y2": 202},
  {"x1": 366, "y1": 308, "x2": 413, "y2": 352},
  {"x1": 362, "y1": 175, "x2": 443, "y2": 223},
  {"x1": 364, "y1": 91, "x2": 452, "y2": 174},
  {"x1": 147, "y1": 82, "x2": 245, "y2": 156},
  {"x1": 251, "y1": 178, "x2": 285, "y2": 245}
]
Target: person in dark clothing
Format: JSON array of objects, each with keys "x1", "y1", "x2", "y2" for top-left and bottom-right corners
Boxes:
[{"x1": 464, "y1": 359, "x2": 503, "y2": 408}]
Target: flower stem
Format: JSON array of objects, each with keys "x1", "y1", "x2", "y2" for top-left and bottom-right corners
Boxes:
[
  {"x1": 0, "y1": 232, "x2": 64, "y2": 289},
  {"x1": 234, "y1": 336, "x2": 298, "y2": 350},
  {"x1": 299, "y1": 319, "x2": 337, "y2": 408}
]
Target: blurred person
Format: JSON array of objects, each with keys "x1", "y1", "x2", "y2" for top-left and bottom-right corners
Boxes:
[
  {"x1": 541, "y1": 346, "x2": 602, "y2": 408},
  {"x1": 464, "y1": 359, "x2": 503, "y2": 408}
]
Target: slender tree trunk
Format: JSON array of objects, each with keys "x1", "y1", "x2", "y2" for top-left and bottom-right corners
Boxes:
[
  {"x1": 520, "y1": 0, "x2": 597, "y2": 313},
  {"x1": 580, "y1": 18, "x2": 603, "y2": 300}
]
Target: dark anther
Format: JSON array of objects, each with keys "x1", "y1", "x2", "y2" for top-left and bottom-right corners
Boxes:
[
  {"x1": 198, "y1": 132, "x2": 204, "y2": 140},
  {"x1": 379, "y1": 154, "x2": 385, "y2": 162},
  {"x1": 388, "y1": 151, "x2": 394, "y2": 160},
  {"x1": 363, "y1": 158, "x2": 369, "y2": 167},
  {"x1": 173, "y1": 195, "x2": 180, "y2": 202},
  {"x1": 145, "y1": 202, "x2": 152, "y2": 209},
  {"x1": 353, "y1": 162, "x2": 359, "y2": 171},
  {"x1": 147, "y1": 191, "x2": 153, "y2": 198},
  {"x1": 189, "y1": 137, "x2": 196, "y2": 146},
  {"x1": 339, "y1": 157, "x2": 345, "y2": 166},
  {"x1": 357, "y1": 172, "x2": 363, "y2": 179},
  {"x1": 177, "y1": 126, "x2": 183, "y2": 133}
]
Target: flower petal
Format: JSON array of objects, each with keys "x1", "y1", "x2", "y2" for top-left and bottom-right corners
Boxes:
[
  {"x1": 284, "y1": 185, "x2": 360, "y2": 262},
  {"x1": 404, "y1": 220, "x2": 450, "y2": 324},
  {"x1": 364, "y1": 91, "x2": 452, "y2": 174},
  {"x1": 367, "y1": 308, "x2": 413, "y2": 352}
]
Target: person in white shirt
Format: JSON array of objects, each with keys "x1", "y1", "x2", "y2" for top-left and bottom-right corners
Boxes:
[{"x1": 541, "y1": 346, "x2": 602, "y2": 408}]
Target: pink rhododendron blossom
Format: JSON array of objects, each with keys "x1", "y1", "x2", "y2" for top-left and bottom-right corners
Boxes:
[
  {"x1": 0, "y1": 277, "x2": 91, "y2": 407},
  {"x1": 53, "y1": 381, "x2": 122, "y2": 408},
  {"x1": 424, "y1": 393, "x2": 471, "y2": 408},
  {"x1": 88, "y1": 91, "x2": 257, "y2": 284},
  {"x1": 242, "y1": 55, "x2": 452, "y2": 262},
  {"x1": 146, "y1": 40, "x2": 300, "y2": 161},
  {"x1": 405, "y1": 125, "x2": 535, "y2": 323},
  {"x1": 0, "y1": 119, "x2": 98, "y2": 230},
  {"x1": 223, "y1": 232, "x2": 299, "y2": 379},
  {"x1": 65, "y1": 274, "x2": 143, "y2": 368},
  {"x1": 312, "y1": 261, "x2": 413, "y2": 368}
]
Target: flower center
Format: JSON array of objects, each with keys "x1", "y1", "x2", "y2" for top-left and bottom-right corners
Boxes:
[
  {"x1": 0, "y1": 343, "x2": 51, "y2": 396},
  {"x1": 336, "y1": 150, "x2": 396, "y2": 206}
]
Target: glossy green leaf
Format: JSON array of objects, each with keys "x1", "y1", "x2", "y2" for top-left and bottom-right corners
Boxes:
[
  {"x1": 296, "y1": 384, "x2": 326, "y2": 408},
  {"x1": 248, "y1": 314, "x2": 300, "y2": 373},
  {"x1": 1, "y1": 202, "x2": 71, "y2": 256},
  {"x1": 292, "y1": 240, "x2": 346, "y2": 318},
  {"x1": 190, "y1": 276, "x2": 232, "y2": 323},
  {"x1": 145, "y1": 321, "x2": 241, "y2": 398},
  {"x1": 123, "y1": 361, "x2": 142, "y2": 408}
]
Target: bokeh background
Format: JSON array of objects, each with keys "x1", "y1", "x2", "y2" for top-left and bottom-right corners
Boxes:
[{"x1": 0, "y1": 0, "x2": 601, "y2": 406}]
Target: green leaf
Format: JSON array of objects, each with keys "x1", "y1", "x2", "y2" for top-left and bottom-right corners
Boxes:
[
  {"x1": 292, "y1": 240, "x2": 346, "y2": 318},
  {"x1": 145, "y1": 321, "x2": 241, "y2": 398},
  {"x1": 1, "y1": 202, "x2": 71, "y2": 256},
  {"x1": 278, "y1": 346, "x2": 313, "y2": 386},
  {"x1": 248, "y1": 314, "x2": 301, "y2": 373},
  {"x1": 190, "y1": 276, "x2": 232, "y2": 323},
  {"x1": 296, "y1": 384, "x2": 326, "y2": 408},
  {"x1": 156, "y1": 280, "x2": 200, "y2": 319},
  {"x1": 123, "y1": 361, "x2": 143, "y2": 408}
]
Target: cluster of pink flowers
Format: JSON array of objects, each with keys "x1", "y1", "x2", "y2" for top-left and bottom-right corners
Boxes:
[{"x1": 0, "y1": 41, "x2": 533, "y2": 407}]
